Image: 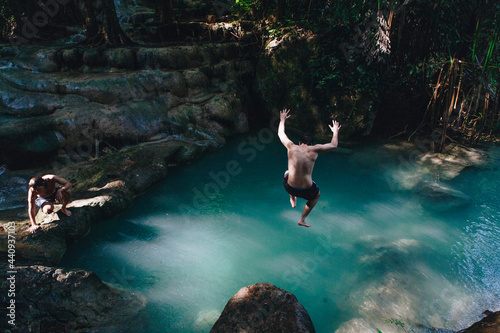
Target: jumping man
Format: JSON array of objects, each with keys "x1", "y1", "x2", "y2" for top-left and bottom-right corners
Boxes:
[
  {"x1": 278, "y1": 109, "x2": 341, "y2": 227},
  {"x1": 27, "y1": 175, "x2": 74, "y2": 233}
]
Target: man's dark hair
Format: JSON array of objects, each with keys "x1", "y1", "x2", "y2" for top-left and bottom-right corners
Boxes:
[
  {"x1": 300, "y1": 133, "x2": 314, "y2": 146},
  {"x1": 29, "y1": 177, "x2": 46, "y2": 188}
]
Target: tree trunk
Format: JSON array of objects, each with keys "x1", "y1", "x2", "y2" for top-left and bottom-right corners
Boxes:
[
  {"x1": 156, "y1": 0, "x2": 173, "y2": 24},
  {"x1": 83, "y1": 0, "x2": 132, "y2": 46},
  {"x1": 277, "y1": 0, "x2": 285, "y2": 20},
  {"x1": 5, "y1": 0, "x2": 24, "y2": 30}
]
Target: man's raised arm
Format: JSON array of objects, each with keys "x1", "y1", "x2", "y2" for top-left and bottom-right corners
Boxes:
[
  {"x1": 312, "y1": 120, "x2": 341, "y2": 153},
  {"x1": 278, "y1": 109, "x2": 294, "y2": 148}
]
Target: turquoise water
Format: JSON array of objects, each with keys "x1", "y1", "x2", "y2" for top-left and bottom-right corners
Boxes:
[{"x1": 61, "y1": 131, "x2": 500, "y2": 333}]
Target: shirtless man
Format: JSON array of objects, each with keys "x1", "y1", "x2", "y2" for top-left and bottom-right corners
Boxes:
[
  {"x1": 278, "y1": 109, "x2": 341, "y2": 227},
  {"x1": 27, "y1": 175, "x2": 73, "y2": 233}
]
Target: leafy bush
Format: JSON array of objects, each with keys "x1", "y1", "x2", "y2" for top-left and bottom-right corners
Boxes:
[{"x1": 0, "y1": 0, "x2": 14, "y2": 42}]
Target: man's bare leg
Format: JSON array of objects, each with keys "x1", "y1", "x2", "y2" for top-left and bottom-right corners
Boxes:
[
  {"x1": 284, "y1": 170, "x2": 296, "y2": 208},
  {"x1": 298, "y1": 192, "x2": 320, "y2": 227},
  {"x1": 60, "y1": 190, "x2": 72, "y2": 217}
]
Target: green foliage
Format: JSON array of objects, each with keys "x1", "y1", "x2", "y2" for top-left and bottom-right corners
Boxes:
[
  {"x1": 268, "y1": 0, "x2": 495, "y2": 138},
  {"x1": 0, "y1": 0, "x2": 14, "y2": 41}
]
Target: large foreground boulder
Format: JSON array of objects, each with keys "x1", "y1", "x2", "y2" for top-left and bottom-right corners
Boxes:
[
  {"x1": 210, "y1": 282, "x2": 315, "y2": 333},
  {"x1": 0, "y1": 265, "x2": 147, "y2": 332}
]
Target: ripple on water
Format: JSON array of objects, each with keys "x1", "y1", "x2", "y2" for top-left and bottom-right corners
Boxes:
[{"x1": 451, "y1": 211, "x2": 500, "y2": 328}]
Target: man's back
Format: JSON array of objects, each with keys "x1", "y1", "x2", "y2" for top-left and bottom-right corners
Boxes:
[{"x1": 286, "y1": 144, "x2": 318, "y2": 188}]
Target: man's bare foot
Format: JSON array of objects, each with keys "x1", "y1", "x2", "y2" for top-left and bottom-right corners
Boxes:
[
  {"x1": 298, "y1": 221, "x2": 311, "y2": 227},
  {"x1": 290, "y1": 195, "x2": 296, "y2": 208},
  {"x1": 60, "y1": 208, "x2": 72, "y2": 217}
]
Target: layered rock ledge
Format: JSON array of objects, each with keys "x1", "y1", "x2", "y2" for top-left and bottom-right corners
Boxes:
[{"x1": 0, "y1": 265, "x2": 146, "y2": 332}]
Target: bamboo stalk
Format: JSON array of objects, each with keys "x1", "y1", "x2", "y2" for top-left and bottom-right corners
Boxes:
[
  {"x1": 473, "y1": 92, "x2": 490, "y2": 146},
  {"x1": 439, "y1": 59, "x2": 457, "y2": 152},
  {"x1": 468, "y1": 83, "x2": 483, "y2": 145}
]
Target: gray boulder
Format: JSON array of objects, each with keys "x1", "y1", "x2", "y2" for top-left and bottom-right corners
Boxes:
[
  {"x1": 211, "y1": 282, "x2": 316, "y2": 333},
  {"x1": 0, "y1": 265, "x2": 147, "y2": 332}
]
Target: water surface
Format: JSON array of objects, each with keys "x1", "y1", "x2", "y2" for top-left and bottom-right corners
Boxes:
[{"x1": 61, "y1": 133, "x2": 500, "y2": 333}]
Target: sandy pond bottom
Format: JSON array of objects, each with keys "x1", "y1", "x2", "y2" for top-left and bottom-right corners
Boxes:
[{"x1": 61, "y1": 135, "x2": 500, "y2": 333}]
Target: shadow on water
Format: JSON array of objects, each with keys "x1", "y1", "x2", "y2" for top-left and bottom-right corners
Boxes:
[{"x1": 61, "y1": 219, "x2": 159, "y2": 283}]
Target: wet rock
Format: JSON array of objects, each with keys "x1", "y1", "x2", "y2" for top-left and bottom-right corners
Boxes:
[
  {"x1": 82, "y1": 49, "x2": 102, "y2": 66},
  {"x1": 210, "y1": 282, "x2": 316, "y2": 333},
  {"x1": 184, "y1": 69, "x2": 209, "y2": 95},
  {"x1": 0, "y1": 166, "x2": 28, "y2": 211},
  {"x1": 15, "y1": 48, "x2": 60, "y2": 73},
  {"x1": 461, "y1": 311, "x2": 500, "y2": 333},
  {"x1": 0, "y1": 265, "x2": 147, "y2": 332},
  {"x1": 61, "y1": 48, "x2": 81, "y2": 68},
  {"x1": 8, "y1": 215, "x2": 67, "y2": 265},
  {"x1": 205, "y1": 94, "x2": 248, "y2": 134},
  {"x1": 20, "y1": 131, "x2": 65, "y2": 154},
  {"x1": 0, "y1": 81, "x2": 88, "y2": 117},
  {"x1": 104, "y1": 48, "x2": 135, "y2": 69},
  {"x1": 136, "y1": 47, "x2": 189, "y2": 70}
]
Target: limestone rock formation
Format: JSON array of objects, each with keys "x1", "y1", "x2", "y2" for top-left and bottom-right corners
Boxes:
[
  {"x1": 210, "y1": 282, "x2": 316, "y2": 333},
  {"x1": 0, "y1": 265, "x2": 147, "y2": 332},
  {"x1": 0, "y1": 43, "x2": 252, "y2": 169}
]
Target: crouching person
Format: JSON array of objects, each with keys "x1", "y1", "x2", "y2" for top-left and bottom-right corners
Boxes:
[{"x1": 28, "y1": 175, "x2": 73, "y2": 233}]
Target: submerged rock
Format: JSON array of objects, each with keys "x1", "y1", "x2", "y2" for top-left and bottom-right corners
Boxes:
[
  {"x1": 0, "y1": 265, "x2": 147, "y2": 332},
  {"x1": 414, "y1": 179, "x2": 471, "y2": 211},
  {"x1": 461, "y1": 311, "x2": 500, "y2": 333},
  {"x1": 210, "y1": 282, "x2": 316, "y2": 333}
]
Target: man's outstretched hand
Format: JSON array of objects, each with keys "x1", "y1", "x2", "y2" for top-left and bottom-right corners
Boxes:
[
  {"x1": 280, "y1": 109, "x2": 291, "y2": 121},
  {"x1": 329, "y1": 120, "x2": 341, "y2": 133},
  {"x1": 28, "y1": 224, "x2": 39, "y2": 233}
]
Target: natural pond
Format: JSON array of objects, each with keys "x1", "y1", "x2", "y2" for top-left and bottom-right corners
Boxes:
[{"x1": 61, "y1": 130, "x2": 500, "y2": 333}]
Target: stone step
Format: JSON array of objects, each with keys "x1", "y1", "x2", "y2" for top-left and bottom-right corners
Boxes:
[
  {"x1": 0, "y1": 42, "x2": 244, "y2": 73},
  {"x1": 0, "y1": 58, "x2": 250, "y2": 107}
]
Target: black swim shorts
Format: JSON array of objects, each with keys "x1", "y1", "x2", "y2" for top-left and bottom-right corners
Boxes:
[
  {"x1": 35, "y1": 188, "x2": 60, "y2": 207},
  {"x1": 283, "y1": 174, "x2": 320, "y2": 201}
]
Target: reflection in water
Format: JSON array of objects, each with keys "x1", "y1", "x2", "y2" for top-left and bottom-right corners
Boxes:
[{"x1": 61, "y1": 141, "x2": 500, "y2": 333}]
